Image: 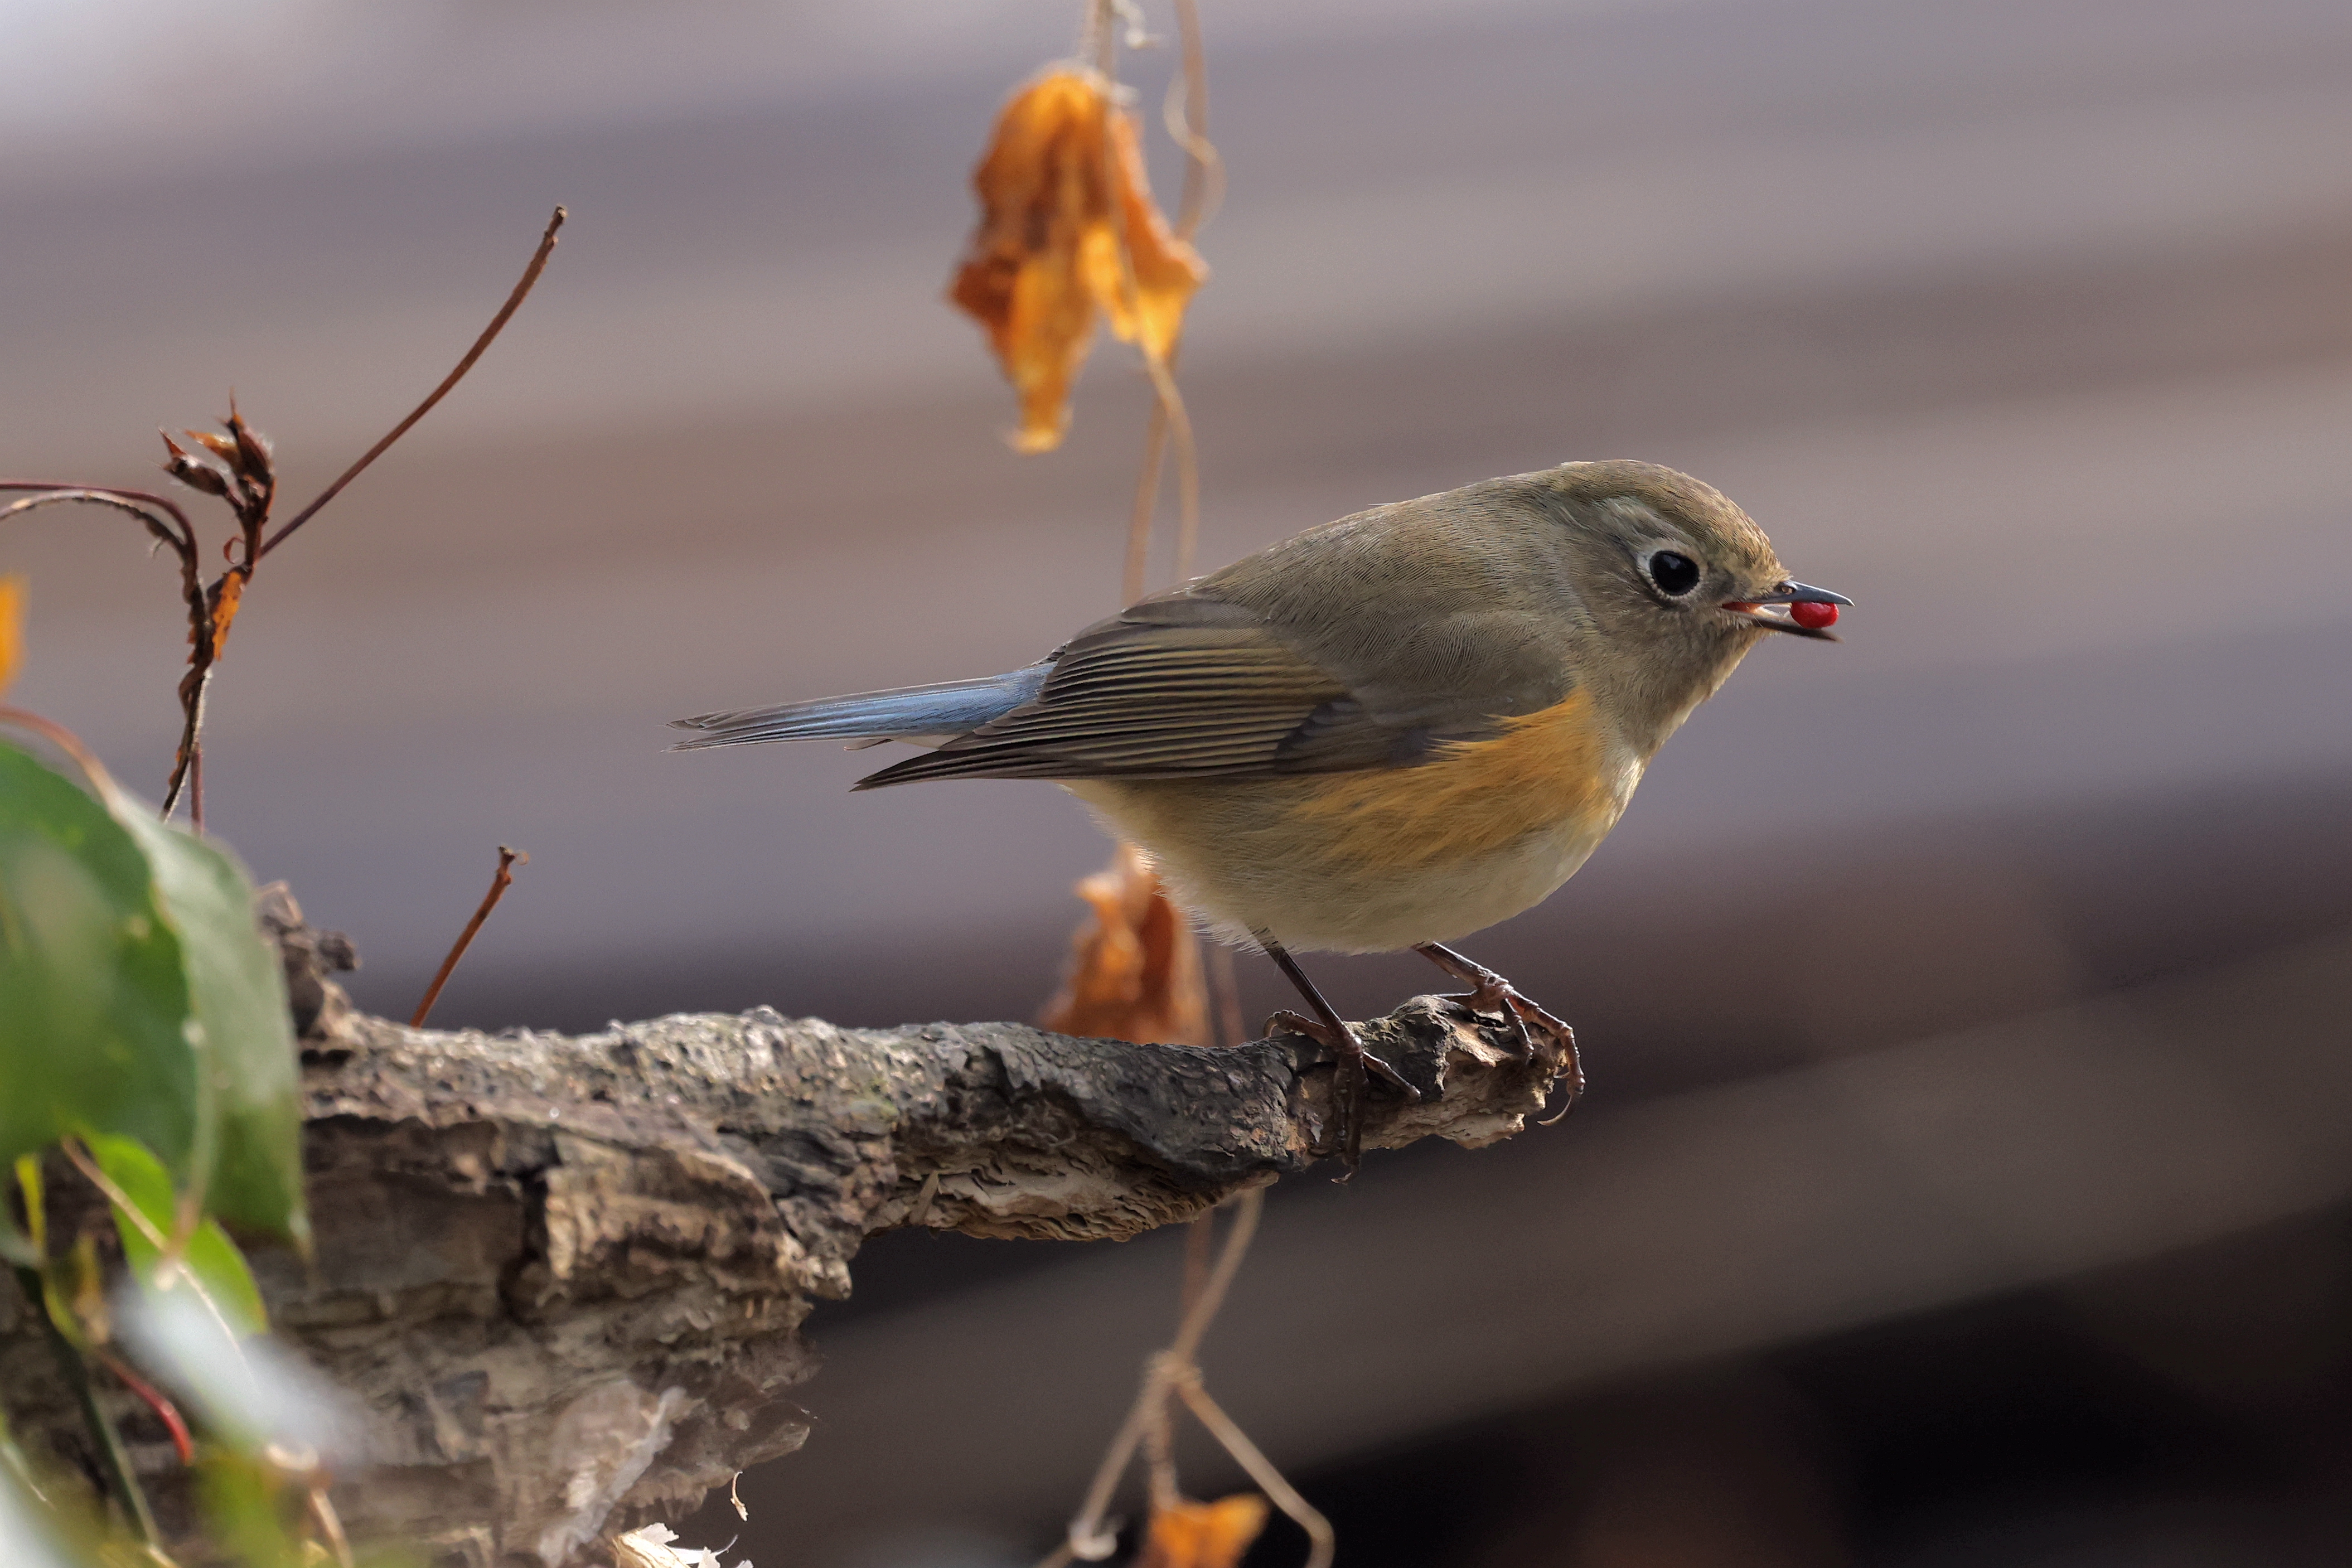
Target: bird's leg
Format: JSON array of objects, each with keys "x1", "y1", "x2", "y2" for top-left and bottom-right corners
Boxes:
[
  {"x1": 1414, "y1": 942, "x2": 1585, "y2": 1105},
  {"x1": 1259, "y1": 938, "x2": 1417, "y2": 1168}
]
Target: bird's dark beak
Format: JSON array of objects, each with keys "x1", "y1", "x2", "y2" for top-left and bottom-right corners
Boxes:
[
  {"x1": 1743, "y1": 580, "x2": 1852, "y2": 608},
  {"x1": 1721, "y1": 580, "x2": 1852, "y2": 641}
]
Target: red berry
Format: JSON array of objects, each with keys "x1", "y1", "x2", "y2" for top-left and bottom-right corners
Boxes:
[{"x1": 1790, "y1": 599, "x2": 1838, "y2": 630}]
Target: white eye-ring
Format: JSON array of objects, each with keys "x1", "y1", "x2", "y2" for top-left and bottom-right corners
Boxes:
[{"x1": 1644, "y1": 549, "x2": 1702, "y2": 597}]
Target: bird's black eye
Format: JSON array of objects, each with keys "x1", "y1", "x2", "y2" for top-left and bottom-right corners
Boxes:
[{"x1": 1647, "y1": 550, "x2": 1701, "y2": 597}]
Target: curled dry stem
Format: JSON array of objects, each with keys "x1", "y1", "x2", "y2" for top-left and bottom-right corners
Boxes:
[
  {"x1": 0, "y1": 485, "x2": 209, "y2": 824},
  {"x1": 0, "y1": 486, "x2": 199, "y2": 564}
]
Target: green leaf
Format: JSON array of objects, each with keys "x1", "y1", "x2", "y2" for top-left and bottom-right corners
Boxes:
[
  {"x1": 85, "y1": 1134, "x2": 268, "y2": 1337},
  {"x1": 112, "y1": 810, "x2": 306, "y2": 1252},
  {"x1": 0, "y1": 741, "x2": 306, "y2": 1252},
  {"x1": 0, "y1": 746, "x2": 199, "y2": 1180},
  {"x1": 198, "y1": 1450, "x2": 302, "y2": 1568}
]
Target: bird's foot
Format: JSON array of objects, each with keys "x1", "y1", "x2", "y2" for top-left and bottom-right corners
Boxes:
[
  {"x1": 1265, "y1": 1009, "x2": 1419, "y2": 1095},
  {"x1": 1414, "y1": 943, "x2": 1586, "y2": 1115},
  {"x1": 1265, "y1": 1008, "x2": 1420, "y2": 1168}
]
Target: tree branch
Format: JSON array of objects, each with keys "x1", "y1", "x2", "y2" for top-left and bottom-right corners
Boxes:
[{"x1": 0, "y1": 904, "x2": 1560, "y2": 1568}]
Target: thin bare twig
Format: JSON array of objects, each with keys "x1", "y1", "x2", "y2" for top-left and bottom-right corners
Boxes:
[
  {"x1": 1082, "y1": 0, "x2": 1118, "y2": 78},
  {"x1": 1049, "y1": 1186, "x2": 1270, "y2": 1566},
  {"x1": 159, "y1": 666, "x2": 210, "y2": 824},
  {"x1": 1179, "y1": 1207, "x2": 1216, "y2": 1319},
  {"x1": 1167, "y1": 1183, "x2": 1256, "y2": 1366},
  {"x1": 258, "y1": 206, "x2": 566, "y2": 561},
  {"x1": 1165, "y1": 0, "x2": 1222, "y2": 241},
  {"x1": 1122, "y1": 396, "x2": 1170, "y2": 607},
  {"x1": 1140, "y1": 352, "x2": 1201, "y2": 585},
  {"x1": 1207, "y1": 941, "x2": 1246, "y2": 1052},
  {"x1": 411, "y1": 845, "x2": 527, "y2": 1028},
  {"x1": 306, "y1": 1484, "x2": 357, "y2": 1568},
  {"x1": 1172, "y1": 1373, "x2": 1334, "y2": 1568},
  {"x1": 1119, "y1": 0, "x2": 1218, "y2": 604}
]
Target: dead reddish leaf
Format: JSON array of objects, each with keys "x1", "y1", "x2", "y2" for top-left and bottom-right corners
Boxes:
[
  {"x1": 1137, "y1": 1493, "x2": 1271, "y2": 1568},
  {"x1": 950, "y1": 67, "x2": 1208, "y2": 453},
  {"x1": 1041, "y1": 841, "x2": 1211, "y2": 1047}
]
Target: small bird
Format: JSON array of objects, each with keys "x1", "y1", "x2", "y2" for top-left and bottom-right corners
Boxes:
[{"x1": 672, "y1": 461, "x2": 1848, "y2": 1162}]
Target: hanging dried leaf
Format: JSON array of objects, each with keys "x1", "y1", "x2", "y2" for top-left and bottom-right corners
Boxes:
[
  {"x1": 950, "y1": 67, "x2": 1208, "y2": 453},
  {"x1": 1041, "y1": 841, "x2": 1210, "y2": 1047},
  {"x1": 1137, "y1": 1493, "x2": 1271, "y2": 1568},
  {"x1": 1088, "y1": 108, "x2": 1204, "y2": 364},
  {"x1": 0, "y1": 575, "x2": 21, "y2": 698}
]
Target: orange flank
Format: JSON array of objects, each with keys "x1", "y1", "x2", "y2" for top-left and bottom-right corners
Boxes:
[{"x1": 1289, "y1": 689, "x2": 1618, "y2": 867}]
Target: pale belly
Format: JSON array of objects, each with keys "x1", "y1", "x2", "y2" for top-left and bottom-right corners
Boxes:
[{"x1": 1065, "y1": 745, "x2": 1643, "y2": 954}]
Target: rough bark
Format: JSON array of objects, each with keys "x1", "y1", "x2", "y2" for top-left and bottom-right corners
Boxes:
[{"x1": 0, "y1": 910, "x2": 1563, "y2": 1567}]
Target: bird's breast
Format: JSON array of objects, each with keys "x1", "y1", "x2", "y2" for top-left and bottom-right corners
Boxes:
[
  {"x1": 1284, "y1": 688, "x2": 1633, "y2": 867},
  {"x1": 1065, "y1": 689, "x2": 1642, "y2": 953}
]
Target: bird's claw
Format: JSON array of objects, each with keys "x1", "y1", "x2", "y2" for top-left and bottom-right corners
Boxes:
[
  {"x1": 1415, "y1": 945, "x2": 1586, "y2": 1116},
  {"x1": 1265, "y1": 1008, "x2": 1421, "y2": 1170},
  {"x1": 1264, "y1": 1009, "x2": 1419, "y2": 1098}
]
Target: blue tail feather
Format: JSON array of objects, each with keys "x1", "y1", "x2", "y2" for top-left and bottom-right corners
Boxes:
[{"x1": 667, "y1": 661, "x2": 1051, "y2": 751}]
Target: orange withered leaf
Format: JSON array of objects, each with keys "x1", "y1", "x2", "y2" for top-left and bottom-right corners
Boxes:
[
  {"x1": 0, "y1": 575, "x2": 23, "y2": 698},
  {"x1": 950, "y1": 67, "x2": 1207, "y2": 453},
  {"x1": 207, "y1": 568, "x2": 247, "y2": 660},
  {"x1": 1041, "y1": 841, "x2": 1211, "y2": 1048},
  {"x1": 1087, "y1": 108, "x2": 1203, "y2": 365},
  {"x1": 1137, "y1": 1494, "x2": 1271, "y2": 1568}
]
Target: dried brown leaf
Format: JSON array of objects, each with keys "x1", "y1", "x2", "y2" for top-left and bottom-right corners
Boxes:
[
  {"x1": 1137, "y1": 1494, "x2": 1271, "y2": 1568},
  {"x1": 225, "y1": 404, "x2": 273, "y2": 487},
  {"x1": 160, "y1": 430, "x2": 233, "y2": 497},
  {"x1": 949, "y1": 68, "x2": 1207, "y2": 453},
  {"x1": 1041, "y1": 841, "x2": 1210, "y2": 1047}
]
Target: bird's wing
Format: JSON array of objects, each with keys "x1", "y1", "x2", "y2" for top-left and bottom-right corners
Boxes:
[{"x1": 851, "y1": 592, "x2": 1467, "y2": 788}]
